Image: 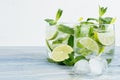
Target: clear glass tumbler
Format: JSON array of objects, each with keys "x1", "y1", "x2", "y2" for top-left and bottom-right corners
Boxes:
[
  {"x1": 74, "y1": 23, "x2": 115, "y2": 75},
  {"x1": 46, "y1": 22, "x2": 75, "y2": 59}
]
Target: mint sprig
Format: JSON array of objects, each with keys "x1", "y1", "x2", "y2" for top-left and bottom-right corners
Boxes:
[
  {"x1": 55, "y1": 9, "x2": 63, "y2": 21},
  {"x1": 99, "y1": 6, "x2": 107, "y2": 17},
  {"x1": 45, "y1": 9, "x2": 63, "y2": 26},
  {"x1": 67, "y1": 35, "x2": 74, "y2": 48},
  {"x1": 44, "y1": 19, "x2": 57, "y2": 26}
]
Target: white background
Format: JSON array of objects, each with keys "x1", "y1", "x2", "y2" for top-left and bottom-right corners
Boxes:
[{"x1": 0, "y1": 0, "x2": 119, "y2": 46}]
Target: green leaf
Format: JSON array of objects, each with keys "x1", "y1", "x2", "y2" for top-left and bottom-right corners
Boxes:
[
  {"x1": 99, "y1": 6, "x2": 107, "y2": 17},
  {"x1": 47, "y1": 58, "x2": 55, "y2": 63},
  {"x1": 46, "y1": 40, "x2": 52, "y2": 51},
  {"x1": 102, "y1": 17, "x2": 112, "y2": 24},
  {"x1": 99, "y1": 17, "x2": 114, "y2": 26},
  {"x1": 55, "y1": 9, "x2": 63, "y2": 21},
  {"x1": 68, "y1": 35, "x2": 74, "y2": 48},
  {"x1": 44, "y1": 19, "x2": 57, "y2": 26},
  {"x1": 99, "y1": 46, "x2": 105, "y2": 54},
  {"x1": 63, "y1": 52, "x2": 75, "y2": 66},
  {"x1": 63, "y1": 60, "x2": 74, "y2": 66},
  {"x1": 74, "y1": 25, "x2": 81, "y2": 38},
  {"x1": 80, "y1": 21, "x2": 94, "y2": 25},
  {"x1": 47, "y1": 31, "x2": 59, "y2": 40},
  {"x1": 52, "y1": 35, "x2": 69, "y2": 44},
  {"x1": 106, "y1": 59, "x2": 112, "y2": 64},
  {"x1": 69, "y1": 52, "x2": 74, "y2": 60},
  {"x1": 57, "y1": 24, "x2": 74, "y2": 34},
  {"x1": 88, "y1": 26, "x2": 94, "y2": 37},
  {"x1": 52, "y1": 38, "x2": 64, "y2": 44},
  {"x1": 74, "y1": 56, "x2": 86, "y2": 63},
  {"x1": 79, "y1": 24, "x2": 91, "y2": 37},
  {"x1": 63, "y1": 59, "x2": 74, "y2": 66},
  {"x1": 87, "y1": 18, "x2": 98, "y2": 22}
]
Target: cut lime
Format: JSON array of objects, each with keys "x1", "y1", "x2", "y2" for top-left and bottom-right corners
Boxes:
[
  {"x1": 78, "y1": 37, "x2": 99, "y2": 54},
  {"x1": 47, "y1": 31, "x2": 58, "y2": 40},
  {"x1": 51, "y1": 45, "x2": 73, "y2": 62},
  {"x1": 95, "y1": 31, "x2": 115, "y2": 45},
  {"x1": 76, "y1": 39, "x2": 84, "y2": 48}
]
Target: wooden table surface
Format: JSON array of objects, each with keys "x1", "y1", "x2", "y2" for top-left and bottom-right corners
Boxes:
[{"x1": 0, "y1": 46, "x2": 120, "y2": 80}]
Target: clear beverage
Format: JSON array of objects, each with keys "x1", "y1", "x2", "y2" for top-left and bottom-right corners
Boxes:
[
  {"x1": 46, "y1": 23, "x2": 74, "y2": 58},
  {"x1": 74, "y1": 24, "x2": 115, "y2": 64}
]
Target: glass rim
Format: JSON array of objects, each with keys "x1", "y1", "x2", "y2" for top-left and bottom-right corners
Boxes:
[{"x1": 56, "y1": 22, "x2": 115, "y2": 25}]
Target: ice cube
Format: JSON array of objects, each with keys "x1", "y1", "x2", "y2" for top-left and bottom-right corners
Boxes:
[
  {"x1": 73, "y1": 59, "x2": 90, "y2": 74},
  {"x1": 89, "y1": 56, "x2": 108, "y2": 75}
]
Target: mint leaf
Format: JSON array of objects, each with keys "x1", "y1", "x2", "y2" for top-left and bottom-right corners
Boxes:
[
  {"x1": 46, "y1": 40, "x2": 52, "y2": 51},
  {"x1": 52, "y1": 36, "x2": 68, "y2": 44},
  {"x1": 99, "y1": 17, "x2": 113, "y2": 24},
  {"x1": 52, "y1": 38, "x2": 64, "y2": 44},
  {"x1": 47, "y1": 31, "x2": 59, "y2": 40},
  {"x1": 87, "y1": 18, "x2": 98, "y2": 22},
  {"x1": 63, "y1": 52, "x2": 75, "y2": 66},
  {"x1": 44, "y1": 19, "x2": 56, "y2": 26},
  {"x1": 88, "y1": 26, "x2": 94, "y2": 37},
  {"x1": 57, "y1": 24, "x2": 74, "y2": 34},
  {"x1": 106, "y1": 59, "x2": 112, "y2": 64},
  {"x1": 68, "y1": 35, "x2": 74, "y2": 48},
  {"x1": 47, "y1": 58, "x2": 55, "y2": 63},
  {"x1": 45, "y1": 9, "x2": 63, "y2": 26},
  {"x1": 74, "y1": 25, "x2": 81, "y2": 38},
  {"x1": 99, "y1": 6, "x2": 107, "y2": 17},
  {"x1": 55, "y1": 9, "x2": 63, "y2": 21},
  {"x1": 79, "y1": 24, "x2": 91, "y2": 37},
  {"x1": 74, "y1": 56, "x2": 86, "y2": 63},
  {"x1": 80, "y1": 21, "x2": 94, "y2": 25},
  {"x1": 63, "y1": 59, "x2": 74, "y2": 66}
]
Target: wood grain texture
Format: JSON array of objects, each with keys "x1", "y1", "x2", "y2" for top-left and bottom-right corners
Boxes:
[{"x1": 0, "y1": 46, "x2": 120, "y2": 80}]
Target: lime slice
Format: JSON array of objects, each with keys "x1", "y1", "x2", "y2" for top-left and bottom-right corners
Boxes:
[
  {"x1": 78, "y1": 37, "x2": 99, "y2": 54},
  {"x1": 96, "y1": 31, "x2": 115, "y2": 45},
  {"x1": 51, "y1": 45, "x2": 73, "y2": 62},
  {"x1": 76, "y1": 39, "x2": 84, "y2": 48},
  {"x1": 47, "y1": 31, "x2": 58, "y2": 40}
]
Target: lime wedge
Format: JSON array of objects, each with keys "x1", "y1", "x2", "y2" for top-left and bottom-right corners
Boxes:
[
  {"x1": 47, "y1": 31, "x2": 58, "y2": 40},
  {"x1": 95, "y1": 31, "x2": 115, "y2": 45},
  {"x1": 78, "y1": 37, "x2": 99, "y2": 54},
  {"x1": 51, "y1": 45, "x2": 73, "y2": 62}
]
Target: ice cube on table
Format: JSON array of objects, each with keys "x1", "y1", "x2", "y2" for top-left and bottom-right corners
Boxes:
[
  {"x1": 73, "y1": 59, "x2": 90, "y2": 74},
  {"x1": 89, "y1": 56, "x2": 108, "y2": 75}
]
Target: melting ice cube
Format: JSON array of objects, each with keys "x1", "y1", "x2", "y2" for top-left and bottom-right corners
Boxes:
[
  {"x1": 89, "y1": 56, "x2": 108, "y2": 75},
  {"x1": 73, "y1": 59, "x2": 90, "y2": 74}
]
